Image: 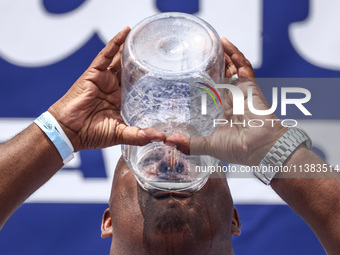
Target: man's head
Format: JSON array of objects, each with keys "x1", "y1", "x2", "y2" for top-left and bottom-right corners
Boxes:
[{"x1": 101, "y1": 157, "x2": 241, "y2": 255}]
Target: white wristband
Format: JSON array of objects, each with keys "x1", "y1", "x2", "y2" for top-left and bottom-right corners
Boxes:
[{"x1": 34, "y1": 111, "x2": 74, "y2": 165}]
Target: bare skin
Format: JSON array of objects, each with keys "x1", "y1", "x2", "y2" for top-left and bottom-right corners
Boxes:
[
  {"x1": 0, "y1": 26, "x2": 339, "y2": 254},
  {"x1": 48, "y1": 27, "x2": 165, "y2": 151},
  {"x1": 0, "y1": 27, "x2": 165, "y2": 229},
  {"x1": 167, "y1": 38, "x2": 340, "y2": 254},
  {"x1": 101, "y1": 157, "x2": 241, "y2": 255}
]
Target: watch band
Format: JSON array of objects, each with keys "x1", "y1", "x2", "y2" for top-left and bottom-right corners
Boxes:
[{"x1": 254, "y1": 127, "x2": 312, "y2": 185}]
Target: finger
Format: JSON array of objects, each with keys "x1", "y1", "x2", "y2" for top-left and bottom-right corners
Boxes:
[
  {"x1": 91, "y1": 26, "x2": 131, "y2": 71},
  {"x1": 224, "y1": 52, "x2": 237, "y2": 78},
  {"x1": 221, "y1": 37, "x2": 255, "y2": 78},
  {"x1": 108, "y1": 43, "x2": 124, "y2": 73},
  {"x1": 165, "y1": 133, "x2": 209, "y2": 156},
  {"x1": 165, "y1": 133, "x2": 190, "y2": 155},
  {"x1": 117, "y1": 125, "x2": 166, "y2": 146}
]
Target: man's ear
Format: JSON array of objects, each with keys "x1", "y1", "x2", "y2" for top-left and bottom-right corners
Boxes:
[
  {"x1": 231, "y1": 207, "x2": 241, "y2": 236},
  {"x1": 101, "y1": 208, "x2": 113, "y2": 239}
]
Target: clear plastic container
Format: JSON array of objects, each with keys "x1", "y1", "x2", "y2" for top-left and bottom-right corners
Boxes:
[{"x1": 121, "y1": 12, "x2": 225, "y2": 193}]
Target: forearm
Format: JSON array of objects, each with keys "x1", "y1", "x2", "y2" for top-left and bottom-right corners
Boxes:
[
  {"x1": 0, "y1": 123, "x2": 63, "y2": 229},
  {"x1": 271, "y1": 146, "x2": 340, "y2": 254}
]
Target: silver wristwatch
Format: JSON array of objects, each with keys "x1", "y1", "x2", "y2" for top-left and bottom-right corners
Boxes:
[{"x1": 254, "y1": 127, "x2": 312, "y2": 185}]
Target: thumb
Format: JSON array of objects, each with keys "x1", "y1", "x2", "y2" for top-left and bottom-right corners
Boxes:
[
  {"x1": 165, "y1": 133, "x2": 209, "y2": 156},
  {"x1": 118, "y1": 126, "x2": 166, "y2": 146}
]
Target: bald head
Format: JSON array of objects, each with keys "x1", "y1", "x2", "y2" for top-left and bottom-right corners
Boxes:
[{"x1": 101, "y1": 157, "x2": 241, "y2": 255}]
